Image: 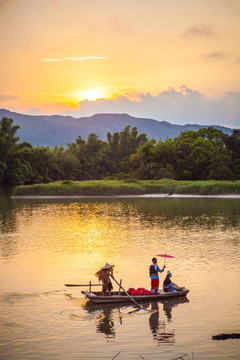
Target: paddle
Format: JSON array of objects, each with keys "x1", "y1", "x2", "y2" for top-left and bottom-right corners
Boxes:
[
  {"x1": 110, "y1": 275, "x2": 143, "y2": 310},
  {"x1": 64, "y1": 281, "x2": 102, "y2": 292}
]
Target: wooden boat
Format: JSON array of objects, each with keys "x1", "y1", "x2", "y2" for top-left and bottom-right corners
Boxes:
[{"x1": 82, "y1": 288, "x2": 189, "y2": 304}]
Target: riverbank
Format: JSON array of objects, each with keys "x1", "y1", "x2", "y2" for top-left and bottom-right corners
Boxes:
[{"x1": 12, "y1": 179, "x2": 240, "y2": 197}]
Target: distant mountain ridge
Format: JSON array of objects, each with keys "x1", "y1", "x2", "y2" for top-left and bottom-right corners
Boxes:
[{"x1": 0, "y1": 108, "x2": 235, "y2": 147}]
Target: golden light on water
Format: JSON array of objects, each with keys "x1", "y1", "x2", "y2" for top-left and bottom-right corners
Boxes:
[
  {"x1": 10, "y1": 199, "x2": 240, "y2": 292},
  {"x1": 1, "y1": 198, "x2": 240, "y2": 359},
  {"x1": 15, "y1": 202, "x2": 144, "y2": 278}
]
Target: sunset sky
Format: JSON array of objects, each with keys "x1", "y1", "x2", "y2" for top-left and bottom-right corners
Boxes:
[{"x1": 0, "y1": 0, "x2": 240, "y2": 127}]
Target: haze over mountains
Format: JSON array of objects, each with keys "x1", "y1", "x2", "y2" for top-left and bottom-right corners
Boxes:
[{"x1": 0, "y1": 109, "x2": 235, "y2": 147}]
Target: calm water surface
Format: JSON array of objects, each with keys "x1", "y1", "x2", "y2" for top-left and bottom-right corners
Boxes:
[{"x1": 0, "y1": 190, "x2": 240, "y2": 360}]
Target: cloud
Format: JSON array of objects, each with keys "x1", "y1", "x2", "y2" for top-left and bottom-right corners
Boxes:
[
  {"x1": 41, "y1": 57, "x2": 110, "y2": 62},
  {"x1": 183, "y1": 24, "x2": 215, "y2": 38},
  {"x1": 203, "y1": 51, "x2": 226, "y2": 60},
  {"x1": 66, "y1": 86, "x2": 240, "y2": 129},
  {"x1": 0, "y1": 94, "x2": 19, "y2": 101},
  {"x1": 25, "y1": 107, "x2": 45, "y2": 115}
]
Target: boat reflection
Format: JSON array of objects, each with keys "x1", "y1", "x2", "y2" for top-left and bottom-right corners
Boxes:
[{"x1": 82, "y1": 296, "x2": 189, "y2": 341}]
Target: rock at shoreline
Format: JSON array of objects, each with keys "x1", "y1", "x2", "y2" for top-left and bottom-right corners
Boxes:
[{"x1": 212, "y1": 333, "x2": 240, "y2": 340}]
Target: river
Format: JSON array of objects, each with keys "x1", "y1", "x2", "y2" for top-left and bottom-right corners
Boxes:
[{"x1": 0, "y1": 189, "x2": 240, "y2": 360}]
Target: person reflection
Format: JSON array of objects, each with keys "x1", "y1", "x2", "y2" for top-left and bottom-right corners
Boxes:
[
  {"x1": 149, "y1": 301, "x2": 175, "y2": 344},
  {"x1": 83, "y1": 302, "x2": 119, "y2": 338},
  {"x1": 163, "y1": 301, "x2": 173, "y2": 322},
  {"x1": 149, "y1": 301, "x2": 160, "y2": 339},
  {"x1": 163, "y1": 296, "x2": 189, "y2": 322},
  {"x1": 96, "y1": 306, "x2": 115, "y2": 338}
]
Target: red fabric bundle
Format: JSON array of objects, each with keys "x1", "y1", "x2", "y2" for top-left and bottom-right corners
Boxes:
[
  {"x1": 127, "y1": 288, "x2": 135, "y2": 294},
  {"x1": 131, "y1": 290, "x2": 141, "y2": 296},
  {"x1": 141, "y1": 289, "x2": 151, "y2": 295},
  {"x1": 127, "y1": 287, "x2": 150, "y2": 295}
]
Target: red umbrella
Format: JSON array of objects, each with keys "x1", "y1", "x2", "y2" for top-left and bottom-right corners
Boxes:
[{"x1": 157, "y1": 253, "x2": 175, "y2": 266}]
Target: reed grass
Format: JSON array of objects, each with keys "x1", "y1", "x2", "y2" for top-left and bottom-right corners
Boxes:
[{"x1": 12, "y1": 179, "x2": 240, "y2": 196}]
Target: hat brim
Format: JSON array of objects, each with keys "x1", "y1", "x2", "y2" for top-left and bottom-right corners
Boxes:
[{"x1": 100, "y1": 263, "x2": 115, "y2": 270}]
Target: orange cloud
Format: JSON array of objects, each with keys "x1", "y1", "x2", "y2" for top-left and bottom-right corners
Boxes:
[
  {"x1": 41, "y1": 57, "x2": 110, "y2": 62},
  {"x1": 183, "y1": 24, "x2": 216, "y2": 38}
]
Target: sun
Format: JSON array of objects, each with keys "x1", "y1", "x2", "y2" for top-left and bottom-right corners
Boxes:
[{"x1": 74, "y1": 87, "x2": 106, "y2": 102}]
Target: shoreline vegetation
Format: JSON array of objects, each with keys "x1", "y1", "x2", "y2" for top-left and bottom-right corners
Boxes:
[
  {"x1": 12, "y1": 179, "x2": 240, "y2": 197},
  {"x1": 1, "y1": 118, "x2": 240, "y2": 188}
]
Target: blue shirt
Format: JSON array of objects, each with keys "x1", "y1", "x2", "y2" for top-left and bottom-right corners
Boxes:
[{"x1": 149, "y1": 264, "x2": 164, "y2": 279}]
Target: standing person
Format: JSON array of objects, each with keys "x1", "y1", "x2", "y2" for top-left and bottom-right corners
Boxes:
[
  {"x1": 95, "y1": 263, "x2": 114, "y2": 296},
  {"x1": 149, "y1": 257, "x2": 165, "y2": 294}
]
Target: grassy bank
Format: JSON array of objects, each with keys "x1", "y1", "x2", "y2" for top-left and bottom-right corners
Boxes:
[{"x1": 12, "y1": 179, "x2": 240, "y2": 196}]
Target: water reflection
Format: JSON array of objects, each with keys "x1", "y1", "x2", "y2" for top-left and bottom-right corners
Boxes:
[
  {"x1": 82, "y1": 302, "x2": 124, "y2": 338},
  {"x1": 1, "y1": 197, "x2": 239, "y2": 263},
  {"x1": 132, "y1": 197, "x2": 240, "y2": 230},
  {"x1": 1, "y1": 193, "x2": 240, "y2": 360},
  {"x1": 6, "y1": 197, "x2": 240, "y2": 233},
  {"x1": 0, "y1": 196, "x2": 20, "y2": 259},
  {"x1": 82, "y1": 297, "x2": 189, "y2": 342},
  {"x1": 149, "y1": 301, "x2": 174, "y2": 343},
  {"x1": 149, "y1": 298, "x2": 189, "y2": 345},
  {"x1": 96, "y1": 307, "x2": 116, "y2": 338},
  {"x1": 0, "y1": 197, "x2": 17, "y2": 234}
]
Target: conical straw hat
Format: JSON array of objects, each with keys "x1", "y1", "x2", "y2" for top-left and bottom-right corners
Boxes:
[{"x1": 100, "y1": 263, "x2": 114, "y2": 270}]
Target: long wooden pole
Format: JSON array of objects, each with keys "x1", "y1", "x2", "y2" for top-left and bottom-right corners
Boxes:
[
  {"x1": 118, "y1": 279, "x2": 122, "y2": 295},
  {"x1": 64, "y1": 283, "x2": 101, "y2": 287},
  {"x1": 110, "y1": 275, "x2": 142, "y2": 309}
]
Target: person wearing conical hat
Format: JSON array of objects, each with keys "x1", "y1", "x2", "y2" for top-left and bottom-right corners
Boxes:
[{"x1": 95, "y1": 263, "x2": 114, "y2": 296}]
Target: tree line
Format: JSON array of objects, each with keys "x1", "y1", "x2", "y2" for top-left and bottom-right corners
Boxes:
[{"x1": 0, "y1": 117, "x2": 239, "y2": 185}]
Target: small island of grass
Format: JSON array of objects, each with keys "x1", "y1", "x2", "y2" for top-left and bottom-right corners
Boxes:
[{"x1": 12, "y1": 179, "x2": 240, "y2": 197}]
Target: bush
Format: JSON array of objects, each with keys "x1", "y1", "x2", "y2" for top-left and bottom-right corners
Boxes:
[
  {"x1": 12, "y1": 179, "x2": 240, "y2": 196},
  {"x1": 61, "y1": 180, "x2": 74, "y2": 185}
]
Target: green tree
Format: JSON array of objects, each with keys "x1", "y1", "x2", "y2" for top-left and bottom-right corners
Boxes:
[
  {"x1": 172, "y1": 127, "x2": 233, "y2": 180},
  {"x1": 153, "y1": 139, "x2": 177, "y2": 179},
  {"x1": 0, "y1": 117, "x2": 32, "y2": 184},
  {"x1": 67, "y1": 133, "x2": 112, "y2": 179},
  {"x1": 130, "y1": 139, "x2": 157, "y2": 179},
  {"x1": 21, "y1": 145, "x2": 56, "y2": 183},
  {"x1": 51, "y1": 146, "x2": 79, "y2": 180},
  {"x1": 224, "y1": 130, "x2": 240, "y2": 179},
  {"x1": 106, "y1": 126, "x2": 148, "y2": 175}
]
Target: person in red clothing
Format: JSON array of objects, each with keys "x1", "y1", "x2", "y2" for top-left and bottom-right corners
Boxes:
[{"x1": 149, "y1": 257, "x2": 165, "y2": 294}]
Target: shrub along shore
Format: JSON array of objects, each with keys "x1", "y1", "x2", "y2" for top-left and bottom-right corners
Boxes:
[{"x1": 12, "y1": 179, "x2": 240, "y2": 197}]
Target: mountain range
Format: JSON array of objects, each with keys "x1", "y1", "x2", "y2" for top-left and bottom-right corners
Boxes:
[{"x1": 0, "y1": 108, "x2": 235, "y2": 147}]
